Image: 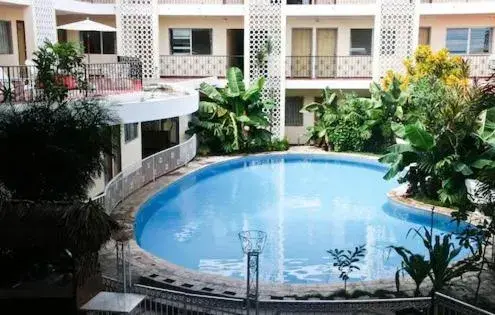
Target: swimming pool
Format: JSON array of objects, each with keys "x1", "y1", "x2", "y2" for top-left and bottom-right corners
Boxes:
[{"x1": 135, "y1": 154, "x2": 469, "y2": 284}]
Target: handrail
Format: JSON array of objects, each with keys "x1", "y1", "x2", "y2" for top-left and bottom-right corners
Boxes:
[{"x1": 92, "y1": 134, "x2": 197, "y2": 214}]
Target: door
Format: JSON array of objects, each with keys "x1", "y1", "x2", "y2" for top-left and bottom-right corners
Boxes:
[
  {"x1": 316, "y1": 28, "x2": 337, "y2": 78},
  {"x1": 291, "y1": 28, "x2": 312, "y2": 77},
  {"x1": 227, "y1": 29, "x2": 244, "y2": 70},
  {"x1": 16, "y1": 21, "x2": 26, "y2": 65}
]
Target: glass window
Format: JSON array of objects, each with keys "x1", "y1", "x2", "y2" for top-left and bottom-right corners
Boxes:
[
  {"x1": 192, "y1": 29, "x2": 212, "y2": 55},
  {"x1": 469, "y1": 28, "x2": 491, "y2": 54},
  {"x1": 0, "y1": 21, "x2": 13, "y2": 55},
  {"x1": 350, "y1": 29, "x2": 372, "y2": 56},
  {"x1": 170, "y1": 28, "x2": 212, "y2": 55},
  {"x1": 80, "y1": 31, "x2": 102, "y2": 54},
  {"x1": 285, "y1": 97, "x2": 304, "y2": 127},
  {"x1": 124, "y1": 123, "x2": 139, "y2": 142},
  {"x1": 170, "y1": 29, "x2": 191, "y2": 55},
  {"x1": 57, "y1": 29, "x2": 67, "y2": 43},
  {"x1": 446, "y1": 28, "x2": 468, "y2": 54},
  {"x1": 102, "y1": 32, "x2": 116, "y2": 54}
]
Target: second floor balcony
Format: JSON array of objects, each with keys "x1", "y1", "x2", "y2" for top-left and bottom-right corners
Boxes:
[
  {"x1": 286, "y1": 56, "x2": 373, "y2": 79},
  {"x1": 160, "y1": 55, "x2": 244, "y2": 77}
]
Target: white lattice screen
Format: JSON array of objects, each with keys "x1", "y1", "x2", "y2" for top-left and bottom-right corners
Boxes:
[
  {"x1": 117, "y1": 0, "x2": 159, "y2": 80},
  {"x1": 32, "y1": 0, "x2": 57, "y2": 48},
  {"x1": 374, "y1": 0, "x2": 419, "y2": 78},
  {"x1": 246, "y1": 0, "x2": 285, "y2": 138}
]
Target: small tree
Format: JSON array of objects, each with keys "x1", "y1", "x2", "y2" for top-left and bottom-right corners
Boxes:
[{"x1": 328, "y1": 245, "x2": 366, "y2": 296}]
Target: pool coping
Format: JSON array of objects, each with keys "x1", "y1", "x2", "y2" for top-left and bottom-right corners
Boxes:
[{"x1": 101, "y1": 147, "x2": 483, "y2": 300}]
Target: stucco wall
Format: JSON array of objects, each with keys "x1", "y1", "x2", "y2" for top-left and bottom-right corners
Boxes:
[
  {"x1": 420, "y1": 15, "x2": 495, "y2": 52},
  {"x1": 159, "y1": 16, "x2": 243, "y2": 56},
  {"x1": 121, "y1": 122, "x2": 143, "y2": 171},
  {"x1": 56, "y1": 15, "x2": 117, "y2": 64},
  {"x1": 0, "y1": 5, "x2": 32, "y2": 66},
  {"x1": 286, "y1": 16, "x2": 374, "y2": 57}
]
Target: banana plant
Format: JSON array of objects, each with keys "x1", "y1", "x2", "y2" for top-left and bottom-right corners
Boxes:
[{"x1": 187, "y1": 67, "x2": 274, "y2": 154}]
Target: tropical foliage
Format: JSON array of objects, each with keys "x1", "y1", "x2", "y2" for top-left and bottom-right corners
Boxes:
[
  {"x1": 328, "y1": 245, "x2": 366, "y2": 296},
  {"x1": 187, "y1": 67, "x2": 288, "y2": 154},
  {"x1": 383, "y1": 45, "x2": 470, "y2": 90}
]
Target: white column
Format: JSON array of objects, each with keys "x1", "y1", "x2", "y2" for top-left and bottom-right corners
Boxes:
[
  {"x1": 117, "y1": 0, "x2": 160, "y2": 81},
  {"x1": 372, "y1": 0, "x2": 420, "y2": 80},
  {"x1": 246, "y1": 0, "x2": 285, "y2": 139},
  {"x1": 30, "y1": 0, "x2": 57, "y2": 50}
]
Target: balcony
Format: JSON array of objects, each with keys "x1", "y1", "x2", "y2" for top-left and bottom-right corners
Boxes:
[
  {"x1": 287, "y1": 0, "x2": 375, "y2": 4},
  {"x1": 462, "y1": 54, "x2": 492, "y2": 78},
  {"x1": 0, "y1": 61, "x2": 142, "y2": 104},
  {"x1": 160, "y1": 55, "x2": 244, "y2": 77},
  {"x1": 75, "y1": 0, "x2": 114, "y2": 2},
  {"x1": 286, "y1": 56, "x2": 372, "y2": 79}
]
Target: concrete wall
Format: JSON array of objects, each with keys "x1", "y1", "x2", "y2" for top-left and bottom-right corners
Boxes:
[
  {"x1": 56, "y1": 15, "x2": 117, "y2": 64},
  {"x1": 159, "y1": 16, "x2": 243, "y2": 56},
  {"x1": 420, "y1": 15, "x2": 495, "y2": 52},
  {"x1": 121, "y1": 122, "x2": 142, "y2": 171},
  {"x1": 0, "y1": 5, "x2": 33, "y2": 65},
  {"x1": 286, "y1": 16, "x2": 374, "y2": 57}
]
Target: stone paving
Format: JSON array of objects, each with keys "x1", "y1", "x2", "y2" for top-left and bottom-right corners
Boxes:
[{"x1": 99, "y1": 147, "x2": 495, "y2": 307}]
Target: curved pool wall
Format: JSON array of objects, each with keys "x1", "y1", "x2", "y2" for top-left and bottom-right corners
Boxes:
[{"x1": 135, "y1": 154, "x2": 470, "y2": 284}]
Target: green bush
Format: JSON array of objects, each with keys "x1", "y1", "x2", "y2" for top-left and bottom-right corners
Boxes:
[{"x1": 187, "y1": 67, "x2": 287, "y2": 155}]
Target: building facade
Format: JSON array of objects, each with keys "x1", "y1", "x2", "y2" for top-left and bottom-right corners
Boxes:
[{"x1": 1, "y1": 0, "x2": 495, "y2": 146}]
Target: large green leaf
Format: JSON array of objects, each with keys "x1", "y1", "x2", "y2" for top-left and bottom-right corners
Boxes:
[
  {"x1": 380, "y1": 153, "x2": 403, "y2": 180},
  {"x1": 225, "y1": 67, "x2": 245, "y2": 97},
  {"x1": 391, "y1": 122, "x2": 406, "y2": 138},
  {"x1": 404, "y1": 123, "x2": 435, "y2": 151},
  {"x1": 453, "y1": 162, "x2": 473, "y2": 176},
  {"x1": 301, "y1": 103, "x2": 322, "y2": 113},
  {"x1": 242, "y1": 77, "x2": 264, "y2": 101},
  {"x1": 471, "y1": 159, "x2": 495, "y2": 169},
  {"x1": 200, "y1": 82, "x2": 225, "y2": 104}
]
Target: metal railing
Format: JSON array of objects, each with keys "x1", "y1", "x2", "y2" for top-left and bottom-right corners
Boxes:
[
  {"x1": 159, "y1": 0, "x2": 243, "y2": 3},
  {"x1": 160, "y1": 55, "x2": 244, "y2": 77},
  {"x1": 94, "y1": 134, "x2": 197, "y2": 214},
  {"x1": 96, "y1": 277, "x2": 495, "y2": 315},
  {"x1": 462, "y1": 54, "x2": 492, "y2": 78},
  {"x1": 421, "y1": 0, "x2": 495, "y2": 2},
  {"x1": 287, "y1": 0, "x2": 375, "y2": 4},
  {"x1": 76, "y1": 0, "x2": 115, "y2": 3},
  {"x1": 286, "y1": 55, "x2": 373, "y2": 79},
  {"x1": 0, "y1": 60, "x2": 142, "y2": 103}
]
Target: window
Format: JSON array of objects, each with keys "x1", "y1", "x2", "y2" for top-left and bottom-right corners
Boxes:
[
  {"x1": 58, "y1": 29, "x2": 67, "y2": 43},
  {"x1": 285, "y1": 97, "x2": 304, "y2": 127},
  {"x1": 350, "y1": 29, "x2": 372, "y2": 56},
  {"x1": 124, "y1": 123, "x2": 139, "y2": 142},
  {"x1": 0, "y1": 21, "x2": 13, "y2": 54},
  {"x1": 446, "y1": 28, "x2": 492, "y2": 54},
  {"x1": 419, "y1": 27, "x2": 430, "y2": 46},
  {"x1": 80, "y1": 31, "x2": 116, "y2": 54},
  {"x1": 169, "y1": 29, "x2": 212, "y2": 55}
]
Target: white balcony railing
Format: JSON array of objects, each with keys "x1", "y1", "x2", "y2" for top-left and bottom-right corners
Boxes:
[
  {"x1": 287, "y1": 0, "x2": 375, "y2": 4},
  {"x1": 462, "y1": 54, "x2": 492, "y2": 78},
  {"x1": 286, "y1": 56, "x2": 373, "y2": 79},
  {"x1": 160, "y1": 55, "x2": 243, "y2": 77}
]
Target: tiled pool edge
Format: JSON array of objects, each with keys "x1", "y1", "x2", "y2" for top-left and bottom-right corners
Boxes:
[{"x1": 100, "y1": 147, "x2": 483, "y2": 299}]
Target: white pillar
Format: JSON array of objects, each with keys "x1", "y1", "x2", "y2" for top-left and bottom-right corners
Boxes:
[
  {"x1": 246, "y1": 0, "x2": 285, "y2": 139},
  {"x1": 117, "y1": 0, "x2": 160, "y2": 82},
  {"x1": 372, "y1": 0, "x2": 420, "y2": 80},
  {"x1": 30, "y1": 0, "x2": 57, "y2": 50}
]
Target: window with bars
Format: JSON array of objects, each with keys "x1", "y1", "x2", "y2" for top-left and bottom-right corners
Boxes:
[
  {"x1": 169, "y1": 29, "x2": 212, "y2": 55},
  {"x1": 0, "y1": 21, "x2": 13, "y2": 55},
  {"x1": 285, "y1": 97, "x2": 304, "y2": 127},
  {"x1": 124, "y1": 123, "x2": 139, "y2": 143},
  {"x1": 446, "y1": 28, "x2": 492, "y2": 54}
]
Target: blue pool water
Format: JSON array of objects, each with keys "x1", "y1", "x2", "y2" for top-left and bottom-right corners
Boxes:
[{"x1": 136, "y1": 154, "x2": 469, "y2": 284}]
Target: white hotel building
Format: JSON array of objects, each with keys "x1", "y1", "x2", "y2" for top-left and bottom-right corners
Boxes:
[{"x1": 0, "y1": 0, "x2": 495, "y2": 195}]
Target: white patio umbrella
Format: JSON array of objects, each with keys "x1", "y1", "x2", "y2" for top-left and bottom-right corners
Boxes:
[{"x1": 57, "y1": 18, "x2": 116, "y2": 64}]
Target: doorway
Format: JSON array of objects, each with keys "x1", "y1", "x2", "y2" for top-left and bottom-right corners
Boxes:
[
  {"x1": 226, "y1": 29, "x2": 244, "y2": 70},
  {"x1": 16, "y1": 21, "x2": 26, "y2": 65},
  {"x1": 291, "y1": 28, "x2": 312, "y2": 77},
  {"x1": 316, "y1": 28, "x2": 337, "y2": 78}
]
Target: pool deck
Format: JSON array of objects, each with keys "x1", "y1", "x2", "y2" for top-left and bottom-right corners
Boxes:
[{"x1": 100, "y1": 146, "x2": 495, "y2": 302}]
